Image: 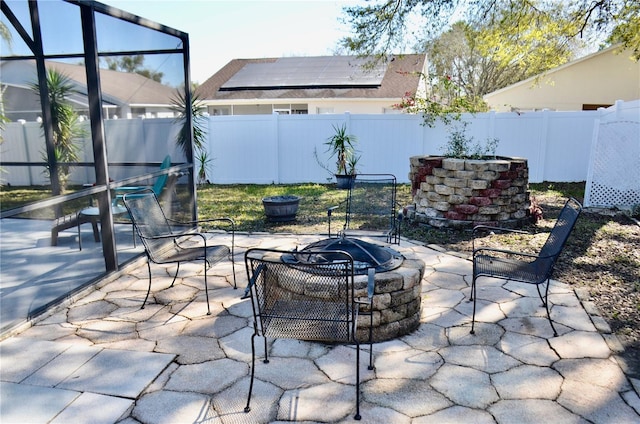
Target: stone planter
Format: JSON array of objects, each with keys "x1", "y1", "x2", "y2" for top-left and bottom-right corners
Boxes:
[
  {"x1": 262, "y1": 195, "x2": 301, "y2": 222},
  {"x1": 407, "y1": 156, "x2": 531, "y2": 229}
]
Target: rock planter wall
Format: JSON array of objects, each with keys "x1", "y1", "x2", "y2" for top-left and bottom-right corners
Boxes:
[{"x1": 408, "y1": 156, "x2": 531, "y2": 229}]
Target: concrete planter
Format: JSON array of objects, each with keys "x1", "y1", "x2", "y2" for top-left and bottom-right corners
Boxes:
[
  {"x1": 262, "y1": 195, "x2": 301, "y2": 222},
  {"x1": 407, "y1": 155, "x2": 531, "y2": 229}
]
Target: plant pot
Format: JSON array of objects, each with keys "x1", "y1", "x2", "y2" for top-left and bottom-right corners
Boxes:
[
  {"x1": 335, "y1": 174, "x2": 356, "y2": 189},
  {"x1": 262, "y1": 195, "x2": 301, "y2": 222}
]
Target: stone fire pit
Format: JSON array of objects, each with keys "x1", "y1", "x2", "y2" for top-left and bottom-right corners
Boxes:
[
  {"x1": 282, "y1": 237, "x2": 426, "y2": 342},
  {"x1": 408, "y1": 155, "x2": 531, "y2": 229}
]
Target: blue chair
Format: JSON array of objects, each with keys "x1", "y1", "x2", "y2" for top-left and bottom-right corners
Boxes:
[{"x1": 115, "y1": 155, "x2": 172, "y2": 200}]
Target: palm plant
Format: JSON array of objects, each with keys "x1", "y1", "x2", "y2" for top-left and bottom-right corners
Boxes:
[
  {"x1": 171, "y1": 87, "x2": 207, "y2": 158},
  {"x1": 171, "y1": 87, "x2": 212, "y2": 183},
  {"x1": 324, "y1": 123, "x2": 358, "y2": 175},
  {"x1": 30, "y1": 69, "x2": 84, "y2": 192}
]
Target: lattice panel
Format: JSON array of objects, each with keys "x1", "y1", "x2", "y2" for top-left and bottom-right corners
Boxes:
[{"x1": 585, "y1": 121, "x2": 640, "y2": 208}]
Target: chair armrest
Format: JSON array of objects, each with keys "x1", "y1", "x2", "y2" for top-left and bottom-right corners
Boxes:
[
  {"x1": 168, "y1": 216, "x2": 235, "y2": 232},
  {"x1": 473, "y1": 225, "x2": 529, "y2": 236},
  {"x1": 472, "y1": 246, "x2": 539, "y2": 259}
]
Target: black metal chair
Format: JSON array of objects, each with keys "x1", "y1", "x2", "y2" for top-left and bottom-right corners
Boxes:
[
  {"x1": 328, "y1": 173, "x2": 401, "y2": 244},
  {"x1": 122, "y1": 189, "x2": 236, "y2": 314},
  {"x1": 243, "y1": 248, "x2": 374, "y2": 420},
  {"x1": 470, "y1": 197, "x2": 582, "y2": 336}
]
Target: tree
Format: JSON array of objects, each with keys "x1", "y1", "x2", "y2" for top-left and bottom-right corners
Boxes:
[
  {"x1": 425, "y1": 7, "x2": 579, "y2": 99},
  {"x1": 104, "y1": 55, "x2": 164, "y2": 83},
  {"x1": 30, "y1": 70, "x2": 85, "y2": 192},
  {"x1": 341, "y1": 0, "x2": 640, "y2": 61},
  {"x1": 171, "y1": 88, "x2": 211, "y2": 184}
]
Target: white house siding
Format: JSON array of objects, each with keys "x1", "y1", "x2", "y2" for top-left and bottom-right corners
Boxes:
[{"x1": 484, "y1": 46, "x2": 640, "y2": 112}]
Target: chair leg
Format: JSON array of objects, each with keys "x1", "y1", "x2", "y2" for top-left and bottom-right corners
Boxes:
[
  {"x1": 170, "y1": 262, "x2": 180, "y2": 287},
  {"x1": 244, "y1": 332, "x2": 257, "y2": 413},
  {"x1": 368, "y1": 308, "x2": 374, "y2": 371},
  {"x1": 541, "y1": 279, "x2": 558, "y2": 337},
  {"x1": 470, "y1": 275, "x2": 478, "y2": 334},
  {"x1": 204, "y1": 258, "x2": 211, "y2": 315},
  {"x1": 354, "y1": 340, "x2": 361, "y2": 420},
  {"x1": 142, "y1": 260, "x2": 152, "y2": 309},
  {"x1": 262, "y1": 336, "x2": 269, "y2": 364},
  {"x1": 230, "y1": 254, "x2": 237, "y2": 289}
]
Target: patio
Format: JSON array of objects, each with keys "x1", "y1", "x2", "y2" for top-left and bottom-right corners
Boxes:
[{"x1": 1, "y1": 232, "x2": 639, "y2": 423}]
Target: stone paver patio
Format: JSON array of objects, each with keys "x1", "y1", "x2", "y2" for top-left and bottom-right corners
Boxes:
[{"x1": 1, "y1": 233, "x2": 639, "y2": 423}]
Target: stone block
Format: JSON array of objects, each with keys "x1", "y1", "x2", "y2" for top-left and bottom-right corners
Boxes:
[
  {"x1": 426, "y1": 191, "x2": 445, "y2": 202},
  {"x1": 481, "y1": 188, "x2": 502, "y2": 198},
  {"x1": 420, "y1": 182, "x2": 434, "y2": 192},
  {"x1": 444, "y1": 177, "x2": 467, "y2": 188},
  {"x1": 465, "y1": 160, "x2": 490, "y2": 171},
  {"x1": 478, "y1": 205, "x2": 502, "y2": 215},
  {"x1": 447, "y1": 194, "x2": 466, "y2": 205},
  {"x1": 422, "y1": 208, "x2": 442, "y2": 218},
  {"x1": 433, "y1": 201, "x2": 451, "y2": 212},
  {"x1": 445, "y1": 211, "x2": 467, "y2": 220},
  {"x1": 442, "y1": 158, "x2": 466, "y2": 170},
  {"x1": 478, "y1": 171, "x2": 499, "y2": 180},
  {"x1": 493, "y1": 196, "x2": 513, "y2": 206},
  {"x1": 491, "y1": 179, "x2": 512, "y2": 190},
  {"x1": 455, "y1": 187, "x2": 475, "y2": 197},
  {"x1": 487, "y1": 160, "x2": 511, "y2": 172},
  {"x1": 455, "y1": 204, "x2": 479, "y2": 215},
  {"x1": 512, "y1": 177, "x2": 528, "y2": 187},
  {"x1": 425, "y1": 175, "x2": 442, "y2": 185},
  {"x1": 434, "y1": 184, "x2": 455, "y2": 195},
  {"x1": 432, "y1": 168, "x2": 453, "y2": 177},
  {"x1": 469, "y1": 196, "x2": 492, "y2": 206},
  {"x1": 513, "y1": 193, "x2": 528, "y2": 203},
  {"x1": 454, "y1": 170, "x2": 476, "y2": 179},
  {"x1": 469, "y1": 179, "x2": 490, "y2": 190}
]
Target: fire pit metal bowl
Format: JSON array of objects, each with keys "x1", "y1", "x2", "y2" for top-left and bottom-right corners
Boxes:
[
  {"x1": 282, "y1": 237, "x2": 425, "y2": 342},
  {"x1": 282, "y1": 237, "x2": 404, "y2": 275}
]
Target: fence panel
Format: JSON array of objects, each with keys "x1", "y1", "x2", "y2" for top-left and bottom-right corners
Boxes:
[{"x1": 2, "y1": 101, "x2": 638, "y2": 188}]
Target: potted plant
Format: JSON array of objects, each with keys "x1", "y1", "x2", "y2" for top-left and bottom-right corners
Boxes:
[{"x1": 320, "y1": 123, "x2": 359, "y2": 189}]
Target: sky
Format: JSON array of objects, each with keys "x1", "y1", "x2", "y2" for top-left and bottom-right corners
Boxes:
[{"x1": 101, "y1": 0, "x2": 363, "y2": 84}]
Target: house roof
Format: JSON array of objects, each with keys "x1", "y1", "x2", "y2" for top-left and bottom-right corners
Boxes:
[
  {"x1": 1, "y1": 60, "x2": 176, "y2": 107},
  {"x1": 197, "y1": 54, "x2": 426, "y2": 101}
]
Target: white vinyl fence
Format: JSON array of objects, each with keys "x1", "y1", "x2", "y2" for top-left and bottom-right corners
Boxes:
[{"x1": 2, "y1": 100, "x2": 639, "y2": 192}]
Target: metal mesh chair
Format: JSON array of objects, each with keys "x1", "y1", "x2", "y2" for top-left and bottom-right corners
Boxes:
[
  {"x1": 123, "y1": 189, "x2": 236, "y2": 314},
  {"x1": 328, "y1": 173, "x2": 401, "y2": 244},
  {"x1": 471, "y1": 197, "x2": 582, "y2": 336},
  {"x1": 243, "y1": 248, "x2": 374, "y2": 420}
]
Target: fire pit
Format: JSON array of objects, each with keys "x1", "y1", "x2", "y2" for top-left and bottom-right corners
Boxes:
[{"x1": 283, "y1": 236, "x2": 425, "y2": 342}]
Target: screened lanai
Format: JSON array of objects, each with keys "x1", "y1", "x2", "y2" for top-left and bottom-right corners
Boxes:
[{"x1": 0, "y1": 0, "x2": 198, "y2": 335}]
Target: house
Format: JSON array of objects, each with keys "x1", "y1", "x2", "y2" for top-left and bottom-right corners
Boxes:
[
  {"x1": 483, "y1": 45, "x2": 640, "y2": 112},
  {"x1": 0, "y1": 60, "x2": 177, "y2": 122},
  {"x1": 196, "y1": 54, "x2": 427, "y2": 115}
]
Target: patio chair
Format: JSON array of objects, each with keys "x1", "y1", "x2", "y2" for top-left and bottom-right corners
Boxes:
[
  {"x1": 328, "y1": 173, "x2": 401, "y2": 244},
  {"x1": 243, "y1": 248, "x2": 374, "y2": 420},
  {"x1": 115, "y1": 155, "x2": 172, "y2": 201},
  {"x1": 470, "y1": 197, "x2": 582, "y2": 336},
  {"x1": 122, "y1": 189, "x2": 236, "y2": 314}
]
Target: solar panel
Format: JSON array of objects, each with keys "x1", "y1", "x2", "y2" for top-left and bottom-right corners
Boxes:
[{"x1": 221, "y1": 56, "x2": 386, "y2": 90}]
